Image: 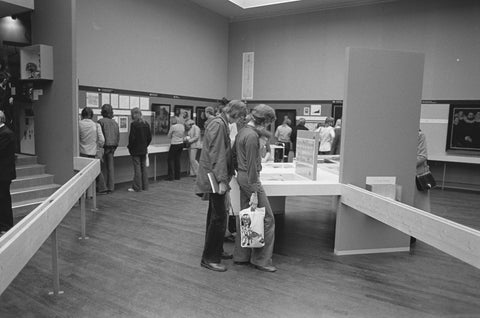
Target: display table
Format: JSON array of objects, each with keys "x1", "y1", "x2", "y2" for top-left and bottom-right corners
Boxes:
[{"x1": 230, "y1": 161, "x2": 341, "y2": 215}]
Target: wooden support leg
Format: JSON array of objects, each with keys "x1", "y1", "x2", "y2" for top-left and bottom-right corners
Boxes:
[
  {"x1": 91, "y1": 181, "x2": 97, "y2": 211},
  {"x1": 48, "y1": 228, "x2": 64, "y2": 296},
  {"x1": 79, "y1": 192, "x2": 89, "y2": 240}
]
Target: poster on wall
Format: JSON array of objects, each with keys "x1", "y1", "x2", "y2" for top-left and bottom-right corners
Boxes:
[
  {"x1": 119, "y1": 95, "x2": 130, "y2": 109},
  {"x1": 117, "y1": 116, "x2": 129, "y2": 133},
  {"x1": 310, "y1": 104, "x2": 322, "y2": 116},
  {"x1": 303, "y1": 107, "x2": 310, "y2": 116},
  {"x1": 130, "y1": 96, "x2": 140, "y2": 109},
  {"x1": 86, "y1": 92, "x2": 99, "y2": 108},
  {"x1": 151, "y1": 104, "x2": 170, "y2": 135},
  {"x1": 110, "y1": 93, "x2": 119, "y2": 108},
  {"x1": 241, "y1": 52, "x2": 254, "y2": 100},
  {"x1": 101, "y1": 93, "x2": 110, "y2": 106},
  {"x1": 140, "y1": 97, "x2": 150, "y2": 110}
]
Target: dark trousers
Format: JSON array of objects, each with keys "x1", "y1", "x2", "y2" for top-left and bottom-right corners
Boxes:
[
  {"x1": 202, "y1": 193, "x2": 227, "y2": 263},
  {"x1": 131, "y1": 155, "x2": 149, "y2": 191},
  {"x1": 167, "y1": 143, "x2": 184, "y2": 180},
  {"x1": 101, "y1": 147, "x2": 116, "y2": 191},
  {"x1": 0, "y1": 180, "x2": 13, "y2": 231}
]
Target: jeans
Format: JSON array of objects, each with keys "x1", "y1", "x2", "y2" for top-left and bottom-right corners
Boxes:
[
  {"x1": 188, "y1": 148, "x2": 199, "y2": 176},
  {"x1": 0, "y1": 181, "x2": 13, "y2": 231},
  {"x1": 131, "y1": 155, "x2": 149, "y2": 191},
  {"x1": 233, "y1": 171, "x2": 275, "y2": 267},
  {"x1": 102, "y1": 146, "x2": 116, "y2": 191},
  {"x1": 202, "y1": 193, "x2": 228, "y2": 263},
  {"x1": 167, "y1": 143, "x2": 184, "y2": 180}
]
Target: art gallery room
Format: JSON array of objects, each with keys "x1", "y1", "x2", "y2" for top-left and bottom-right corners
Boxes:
[{"x1": 1, "y1": 0, "x2": 480, "y2": 317}]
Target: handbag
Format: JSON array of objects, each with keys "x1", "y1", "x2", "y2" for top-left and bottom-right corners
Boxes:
[
  {"x1": 415, "y1": 170, "x2": 436, "y2": 191},
  {"x1": 239, "y1": 206, "x2": 265, "y2": 248}
]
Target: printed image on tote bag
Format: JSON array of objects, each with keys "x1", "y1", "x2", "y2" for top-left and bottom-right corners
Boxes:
[{"x1": 239, "y1": 207, "x2": 265, "y2": 248}]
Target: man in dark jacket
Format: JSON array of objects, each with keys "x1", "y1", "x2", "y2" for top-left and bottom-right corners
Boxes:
[
  {"x1": 195, "y1": 100, "x2": 247, "y2": 272},
  {"x1": 0, "y1": 110, "x2": 16, "y2": 234},
  {"x1": 127, "y1": 108, "x2": 152, "y2": 192}
]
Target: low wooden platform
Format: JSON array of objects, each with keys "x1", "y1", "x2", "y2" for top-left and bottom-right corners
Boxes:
[{"x1": 1, "y1": 177, "x2": 479, "y2": 317}]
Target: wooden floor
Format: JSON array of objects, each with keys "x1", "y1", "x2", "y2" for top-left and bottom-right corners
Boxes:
[{"x1": 1, "y1": 177, "x2": 480, "y2": 318}]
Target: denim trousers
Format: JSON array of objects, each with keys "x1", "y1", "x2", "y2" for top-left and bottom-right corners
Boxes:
[
  {"x1": 233, "y1": 171, "x2": 275, "y2": 267},
  {"x1": 131, "y1": 155, "x2": 149, "y2": 191},
  {"x1": 101, "y1": 147, "x2": 116, "y2": 192},
  {"x1": 202, "y1": 192, "x2": 228, "y2": 263}
]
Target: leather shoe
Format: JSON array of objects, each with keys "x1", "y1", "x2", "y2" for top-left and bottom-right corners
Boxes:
[
  {"x1": 233, "y1": 261, "x2": 250, "y2": 265},
  {"x1": 221, "y1": 252, "x2": 233, "y2": 259},
  {"x1": 201, "y1": 260, "x2": 227, "y2": 272},
  {"x1": 254, "y1": 264, "x2": 277, "y2": 272}
]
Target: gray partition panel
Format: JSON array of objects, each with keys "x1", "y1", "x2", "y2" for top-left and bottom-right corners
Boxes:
[{"x1": 335, "y1": 47, "x2": 425, "y2": 254}]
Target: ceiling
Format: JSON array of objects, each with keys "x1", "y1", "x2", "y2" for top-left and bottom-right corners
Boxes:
[
  {"x1": 0, "y1": 0, "x2": 33, "y2": 18},
  {"x1": 188, "y1": 0, "x2": 402, "y2": 21}
]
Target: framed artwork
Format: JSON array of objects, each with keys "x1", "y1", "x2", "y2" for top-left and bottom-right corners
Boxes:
[
  {"x1": 446, "y1": 104, "x2": 480, "y2": 153},
  {"x1": 310, "y1": 104, "x2": 322, "y2": 116},
  {"x1": 174, "y1": 105, "x2": 194, "y2": 121},
  {"x1": 118, "y1": 116, "x2": 129, "y2": 133},
  {"x1": 332, "y1": 103, "x2": 343, "y2": 124},
  {"x1": 303, "y1": 106, "x2": 310, "y2": 116},
  {"x1": 151, "y1": 104, "x2": 171, "y2": 135},
  {"x1": 196, "y1": 107, "x2": 207, "y2": 130},
  {"x1": 274, "y1": 109, "x2": 296, "y2": 130}
]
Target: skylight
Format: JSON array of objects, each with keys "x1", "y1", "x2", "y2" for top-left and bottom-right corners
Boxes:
[{"x1": 228, "y1": 0, "x2": 302, "y2": 9}]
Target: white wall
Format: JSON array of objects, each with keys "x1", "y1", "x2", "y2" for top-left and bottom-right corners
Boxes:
[
  {"x1": 76, "y1": 0, "x2": 229, "y2": 99},
  {"x1": 227, "y1": 0, "x2": 480, "y2": 101}
]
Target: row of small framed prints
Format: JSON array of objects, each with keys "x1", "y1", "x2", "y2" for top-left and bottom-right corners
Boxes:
[{"x1": 86, "y1": 91, "x2": 150, "y2": 110}]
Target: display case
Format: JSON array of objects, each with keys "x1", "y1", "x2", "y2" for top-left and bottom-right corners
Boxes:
[{"x1": 20, "y1": 44, "x2": 53, "y2": 80}]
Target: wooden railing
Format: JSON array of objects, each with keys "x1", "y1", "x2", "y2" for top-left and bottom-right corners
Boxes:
[
  {"x1": 341, "y1": 184, "x2": 480, "y2": 269},
  {"x1": 0, "y1": 157, "x2": 100, "y2": 295}
]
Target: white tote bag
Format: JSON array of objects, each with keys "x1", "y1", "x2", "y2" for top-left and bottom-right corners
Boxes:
[{"x1": 239, "y1": 206, "x2": 265, "y2": 248}]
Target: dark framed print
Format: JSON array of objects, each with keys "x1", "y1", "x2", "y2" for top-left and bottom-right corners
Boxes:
[
  {"x1": 332, "y1": 103, "x2": 343, "y2": 124},
  {"x1": 446, "y1": 104, "x2": 480, "y2": 153},
  {"x1": 196, "y1": 107, "x2": 207, "y2": 130},
  {"x1": 174, "y1": 105, "x2": 194, "y2": 121},
  {"x1": 151, "y1": 104, "x2": 171, "y2": 135}
]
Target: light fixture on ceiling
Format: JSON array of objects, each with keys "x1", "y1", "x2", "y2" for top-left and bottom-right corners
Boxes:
[{"x1": 228, "y1": 0, "x2": 302, "y2": 9}]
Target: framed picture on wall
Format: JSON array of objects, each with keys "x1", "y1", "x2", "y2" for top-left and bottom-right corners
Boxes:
[
  {"x1": 332, "y1": 103, "x2": 343, "y2": 124},
  {"x1": 174, "y1": 105, "x2": 194, "y2": 121},
  {"x1": 303, "y1": 106, "x2": 310, "y2": 116},
  {"x1": 196, "y1": 107, "x2": 207, "y2": 130},
  {"x1": 446, "y1": 104, "x2": 480, "y2": 153},
  {"x1": 117, "y1": 116, "x2": 129, "y2": 133},
  {"x1": 151, "y1": 104, "x2": 171, "y2": 135}
]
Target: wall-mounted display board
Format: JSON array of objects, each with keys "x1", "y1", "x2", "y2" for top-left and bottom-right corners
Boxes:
[
  {"x1": 174, "y1": 105, "x2": 194, "y2": 121},
  {"x1": 295, "y1": 130, "x2": 319, "y2": 180},
  {"x1": 78, "y1": 86, "x2": 219, "y2": 147},
  {"x1": 20, "y1": 44, "x2": 53, "y2": 80}
]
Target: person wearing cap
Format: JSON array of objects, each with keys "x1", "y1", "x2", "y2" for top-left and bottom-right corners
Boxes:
[
  {"x1": 232, "y1": 104, "x2": 277, "y2": 272},
  {"x1": 195, "y1": 100, "x2": 247, "y2": 272},
  {"x1": 184, "y1": 119, "x2": 201, "y2": 177}
]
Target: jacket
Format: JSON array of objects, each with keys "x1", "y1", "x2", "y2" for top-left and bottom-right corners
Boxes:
[
  {"x1": 79, "y1": 119, "x2": 104, "y2": 156},
  {"x1": 128, "y1": 119, "x2": 152, "y2": 156},
  {"x1": 195, "y1": 114, "x2": 233, "y2": 195},
  {"x1": 98, "y1": 117, "x2": 120, "y2": 147}
]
